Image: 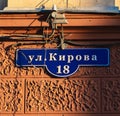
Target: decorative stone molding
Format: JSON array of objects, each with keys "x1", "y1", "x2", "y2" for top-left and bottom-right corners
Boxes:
[
  {"x1": 25, "y1": 78, "x2": 100, "y2": 113},
  {"x1": 102, "y1": 78, "x2": 120, "y2": 113},
  {"x1": 0, "y1": 79, "x2": 24, "y2": 113}
]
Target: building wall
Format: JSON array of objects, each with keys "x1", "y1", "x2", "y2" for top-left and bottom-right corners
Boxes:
[
  {"x1": 116, "y1": 0, "x2": 120, "y2": 7},
  {"x1": 0, "y1": 12, "x2": 120, "y2": 116},
  {"x1": 7, "y1": 0, "x2": 119, "y2": 9}
]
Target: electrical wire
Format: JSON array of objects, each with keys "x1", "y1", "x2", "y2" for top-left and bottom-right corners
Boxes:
[
  {"x1": 64, "y1": 40, "x2": 120, "y2": 46},
  {"x1": 4, "y1": 39, "x2": 120, "y2": 51}
]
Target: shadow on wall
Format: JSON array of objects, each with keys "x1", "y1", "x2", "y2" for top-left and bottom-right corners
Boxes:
[{"x1": 0, "y1": 0, "x2": 7, "y2": 10}]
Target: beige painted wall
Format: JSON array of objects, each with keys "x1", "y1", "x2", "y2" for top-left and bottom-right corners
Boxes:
[
  {"x1": 5, "y1": 0, "x2": 120, "y2": 9},
  {"x1": 116, "y1": 0, "x2": 120, "y2": 7},
  {"x1": 8, "y1": 0, "x2": 77, "y2": 8}
]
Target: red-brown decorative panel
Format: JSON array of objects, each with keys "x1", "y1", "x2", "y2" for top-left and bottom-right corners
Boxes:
[
  {"x1": 0, "y1": 79, "x2": 24, "y2": 113},
  {"x1": 25, "y1": 78, "x2": 100, "y2": 113}
]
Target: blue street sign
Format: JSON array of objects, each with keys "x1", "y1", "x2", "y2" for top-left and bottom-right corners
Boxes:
[{"x1": 16, "y1": 48, "x2": 110, "y2": 77}]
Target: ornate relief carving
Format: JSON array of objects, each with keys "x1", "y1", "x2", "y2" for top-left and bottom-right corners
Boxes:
[
  {"x1": 102, "y1": 79, "x2": 120, "y2": 113},
  {"x1": 0, "y1": 42, "x2": 46, "y2": 77},
  {"x1": 0, "y1": 43, "x2": 15, "y2": 76},
  {"x1": 73, "y1": 45, "x2": 120, "y2": 77},
  {"x1": 0, "y1": 79, "x2": 24, "y2": 113},
  {"x1": 25, "y1": 79, "x2": 100, "y2": 113}
]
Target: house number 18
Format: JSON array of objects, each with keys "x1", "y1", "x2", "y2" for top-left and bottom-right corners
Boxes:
[{"x1": 57, "y1": 65, "x2": 70, "y2": 74}]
